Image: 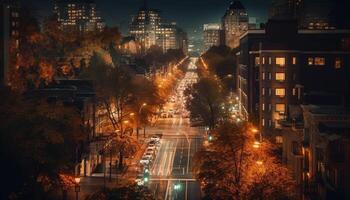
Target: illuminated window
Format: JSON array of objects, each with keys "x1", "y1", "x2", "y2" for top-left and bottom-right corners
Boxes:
[
  {"x1": 292, "y1": 57, "x2": 297, "y2": 65},
  {"x1": 276, "y1": 73, "x2": 285, "y2": 81},
  {"x1": 262, "y1": 118, "x2": 265, "y2": 127},
  {"x1": 262, "y1": 88, "x2": 265, "y2": 96},
  {"x1": 269, "y1": 57, "x2": 272, "y2": 65},
  {"x1": 275, "y1": 88, "x2": 286, "y2": 97},
  {"x1": 276, "y1": 136, "x2": 283, "y2": 144},
  {"x1": 276, "y1": 57, "x2": 286, "y2": 66},
  {"x1": 335, "y1": 58, "x2": 342, "y2": 69},
  {"x1": 308, "y1": 57, "x2": 314, "y2": 65},
  {"x1": 262, "y1": 103, "x2": 265, "y2": 111},
  {"x1": 262, "y1": 72, "x2": 265, "y2": 80},
  {"x1": 276, "y1": 104, "x2": 286, "y2": 113},
  {"x1": 314, "y1": 57, "x2": 325, "y2": 66},
  {"x1": 262, "y1": 57, "x2": 265, "y2": 64},
  {"x1": 293, "y1": 88, "x2": 296, "y2": 96},
  {"x1": 255, "y1": 57, "x2": 260, "y2": 66}
]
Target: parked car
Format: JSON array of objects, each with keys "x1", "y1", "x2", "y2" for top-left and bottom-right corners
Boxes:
[
  {"x1": 150, "y1": 135, "x2": 160, "y2": 142},
  {"x1": 140, "y1": 158, "x2": 150, "y2": 165},
  {"x1": 135, "y1": 174, "x2": 144, "y2": 186}
]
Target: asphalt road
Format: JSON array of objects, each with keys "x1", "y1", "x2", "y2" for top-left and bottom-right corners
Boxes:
[{"x1": 147, "y1": 57, "x2": 203, "y2": 200}]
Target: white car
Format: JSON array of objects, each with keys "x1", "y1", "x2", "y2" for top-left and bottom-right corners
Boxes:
[
  {"x1": 135, "y1": 174, "x2": 144, "y2": 186},
  {"x1": 150, "y1": 135, "x2": 160, "y2": 142},
  {"x1": 143, "y1": 153, "x2": 153, "y2": 161},
  {"x1": 140, "y1": 158, "x2": 150, "y2": 165}
]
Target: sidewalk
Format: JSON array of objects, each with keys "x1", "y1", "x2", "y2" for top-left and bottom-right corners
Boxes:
[{"x1": 66, "y1": 138, "x2": 148, "y2": 199}]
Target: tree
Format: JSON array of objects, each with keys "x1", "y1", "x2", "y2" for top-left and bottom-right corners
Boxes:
[
  {"x1": 0, "y1": 87, "x2": 86, "y2": 199},
  {"x1": 200, "y1": 45, "x2": 237, "y2": 90},
  {"x1": 185, "y1": 76, "x2": 225, "y2": 129},
  {"x1": 85, "y1": 185, "x2": 154, "y2": 200},
  {"x1": 193, "y1": 122, "x2": 297, "y2": 200}
]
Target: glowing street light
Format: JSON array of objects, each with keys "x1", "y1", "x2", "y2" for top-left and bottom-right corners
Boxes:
[{"x1": 74, "y1": 177, "x2": 81, "y2": 200}]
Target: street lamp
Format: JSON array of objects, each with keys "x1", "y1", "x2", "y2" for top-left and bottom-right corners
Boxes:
[
  {"x1": 137, "y1": 103, "x2": 147, "y2": 138},
  {"x1": 74, "y1": 177, "x2": 81, "y2": 200}
]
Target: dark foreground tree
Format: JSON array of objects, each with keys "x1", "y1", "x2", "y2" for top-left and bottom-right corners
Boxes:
[{"x1": 0, "y1": 87, "x2": 86, "y2": 199}]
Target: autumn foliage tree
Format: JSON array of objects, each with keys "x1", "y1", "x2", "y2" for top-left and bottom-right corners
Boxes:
[
  {"x1": 193, "y1": 122, "x2": 297, "y2": 200},
  {"x1": 9, "y1": 8, "x2": 121, "y2": 91},
  {"x1": 0, "y1": 87, "x2": 87, "y2": 199},
  {"x1": 80, "y1": 49, "x2": 163, "y2": 170}
]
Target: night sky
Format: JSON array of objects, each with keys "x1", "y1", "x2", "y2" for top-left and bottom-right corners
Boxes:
[{"x1": 25, "y1": 0, "x2": 271, "y2": 38}]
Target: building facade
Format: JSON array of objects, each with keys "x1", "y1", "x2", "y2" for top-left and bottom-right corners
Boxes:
[
  {"x1": 203, "y1": 23, "x2": 223, "y2": 51},
  {"x1": 0, "y1": 0, "x2": 19, "y2": 86},
  {"x1": 130, "y1": 2, "x2": 187, "y2": 54},
  {"x1": 237, "y1": 20, "x2": 350, "y2": 139},
  {"x1": 282, "y1": 105, "x2": 350, "y2": 199},
  {"x1": 53, "y1": 0, "x2": 105, "y2": 33},
  {"x1": 222, "y1": 0, "x2": 248, "y2": 49}
]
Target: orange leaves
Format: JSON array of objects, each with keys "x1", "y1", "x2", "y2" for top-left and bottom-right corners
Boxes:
[
  {"x1": 195, "y1": 122, "x2": 297, "y2": 199},
  {"x1": 39, "y1": 59, "x2": 54, "y2": 84}
]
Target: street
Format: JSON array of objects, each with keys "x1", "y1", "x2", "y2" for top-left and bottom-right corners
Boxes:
[{"x1": 146, "y1": 57, "x2": 203, "y2": 200}]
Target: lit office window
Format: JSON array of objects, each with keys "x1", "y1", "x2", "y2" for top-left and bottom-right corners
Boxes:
[
  {"x1": 276, "y1": 104, "x2": 286, "y2": 113},
  {"x1": 262, "y1": 57, "x2": 265, "y2": 64},
  {"x1": 276, "y1": 73, "x2": 285, "y2": 81},
  {"x1": 262, "y1": 118, "x2": 265, "y2": 127},
  {"x1": 314, "y1": 57, "x2": 325, "y2": 66},
  {"x1": 262, "y1": 103, "x2": 265, "y2": 111},
  {"x1": 262, "y1": 72, "x2": 265, "y2": 80},
  {"x1": 262, "y1": 88, "x2": 265, "y2": 96},
  {"x1": 269, "y1": 57, "x2": 272, "y2": 65},
  {"x1": 255, "y1": 57, "x2": 260, "y2": 66},
  {"x1": 276, "y1": 136, "x2": 283, "y2": 144},
  {"x1": 335, "y1": 57, "x2": 342, "y2": 69},
  {"x1": 276, "y1": 57, "x2": 286, "y2": 66},
  {"x1": 308, "y1": 57, "x2": 314, "y2": 65},
  {"x1": 292, "y1": 57, "x2": 297, "y2": 65},
  {"x1": 275, "y1": 88, "x2": 286, "y2": 97}
]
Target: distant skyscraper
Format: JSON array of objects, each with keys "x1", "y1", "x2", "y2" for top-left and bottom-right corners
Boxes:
[
  {"x1": 176, "y1": 28, "x2": 188, "y2": 55},
  {"x1": 1, "y1": 0, "x2": 19, "y2": 86},
  {"x1": 53, "y1": 0, "x2": 105, "y2": 33},
  {"x1": 203, "y1": 23, "x2": 223, "y2": 51},
  {"x1": 129, "y1": 0, "x2": 187, "y2": 54},
  {"x1": 129, "y1": 1, "x2": 162, "y2": 53},
  {"x1": 222, "y1": 0, "x2": 248, "y2": 49}
]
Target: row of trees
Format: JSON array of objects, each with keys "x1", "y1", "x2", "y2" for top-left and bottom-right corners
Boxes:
[
  {"x1": 80, "y1": 48, "x2": 165, "y2": 170},
  {"x1": 185, "y1": 46, "x2": 297, "y2": 199},
  {"x1": 10, "y1": 7, "x2": 121, "y2": 91}
]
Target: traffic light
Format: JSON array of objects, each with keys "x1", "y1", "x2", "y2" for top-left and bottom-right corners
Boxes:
[
  {"x1": 174, "y1": 183, "x2": 181, "y2": 190},
  {"x1": 143, "y1": 169, "x2": 150, "y2": 183}
]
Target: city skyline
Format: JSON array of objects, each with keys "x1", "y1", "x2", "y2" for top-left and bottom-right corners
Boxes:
[{"x1": 24, "y1": 0, "x2": 271, "y2": 38}]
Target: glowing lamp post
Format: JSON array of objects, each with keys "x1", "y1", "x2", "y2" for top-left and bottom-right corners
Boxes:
[{"x1": 74, "y1": 177, "x2": 81, "y2": 200}]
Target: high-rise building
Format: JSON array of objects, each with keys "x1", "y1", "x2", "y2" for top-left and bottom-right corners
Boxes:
[
  {"x1": 53, "y1": 0, "x2": 105, "y2": 33},
  {"x1": 237, "y1": 20, "x2": 350, "y2": 140},
  {"x1": 203, "y1": 23, "x2": 223, "y2": 51},
  {"x1": 129, "y1": 1, "x2": 187, "y2": 54},
  {"x1": 129, "y1": 1, "x2": 162, "y2": 53},
  {"x1": 157, "y1": 22, "x2": 177, "y2": 53},
  {"x1": 1, "y1": 0, "x2": 19, "y2": 86},
  {"x1": 222, "y1": 0, "x2": 248, "y2": 49},
  {"x1": 176, "y1": 27, "x2": 188, "y2": 55}
]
